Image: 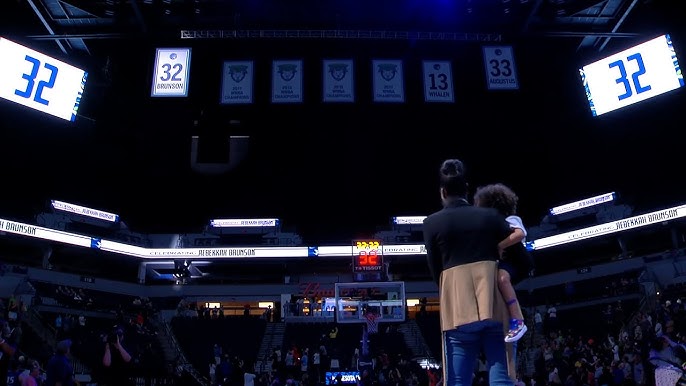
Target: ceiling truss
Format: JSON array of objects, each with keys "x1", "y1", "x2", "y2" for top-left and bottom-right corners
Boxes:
[{"x1": 23, "y1": 0, "x2": 647, "y2": 56}]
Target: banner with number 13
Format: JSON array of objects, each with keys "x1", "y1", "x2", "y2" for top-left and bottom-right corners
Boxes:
[{"x1": 422, "y1": 61, "x2": 455, "y2": 103}]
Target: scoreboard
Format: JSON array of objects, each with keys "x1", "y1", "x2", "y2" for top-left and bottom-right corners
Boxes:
[{"x1": 352, "y1": 240, "x2": 384, "y2": 273}]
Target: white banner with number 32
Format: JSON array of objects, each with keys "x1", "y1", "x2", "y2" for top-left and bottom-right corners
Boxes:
[{"x1": 151, "y1": 48, "x2": 192, "y2": 97}]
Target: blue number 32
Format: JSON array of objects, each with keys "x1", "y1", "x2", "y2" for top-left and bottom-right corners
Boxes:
[
  {"x1": 14, "y1": 55, "x2": 59, "y2": 106},
  {"x1": 608, "y1": 53, "x2": 652, "y2": 101}
]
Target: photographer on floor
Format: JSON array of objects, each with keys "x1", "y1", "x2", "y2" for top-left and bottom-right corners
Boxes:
[{"x1": 100, "y1": 327, "x2": 132, "y2": 386}]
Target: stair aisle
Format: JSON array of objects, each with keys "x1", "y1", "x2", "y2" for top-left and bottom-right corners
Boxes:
[
  {"x1": 24, "y1": 308, "x2": 92, "y2": 378},
  {"x1": 397, "y1": 320, "x2": 433, "y2": 359},
  {"x1": 255, "y1": 322, "x2": 286, "y2": 373}
]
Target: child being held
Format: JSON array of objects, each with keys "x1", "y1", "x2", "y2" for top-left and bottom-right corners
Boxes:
[{"x1": 474, "y1": 183, "x2": 535, "y2": 343}]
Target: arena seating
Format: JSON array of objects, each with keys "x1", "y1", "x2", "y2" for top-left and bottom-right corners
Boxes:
[{"x1": 171, "y1": 315, "x2": 267, "y2": 373}]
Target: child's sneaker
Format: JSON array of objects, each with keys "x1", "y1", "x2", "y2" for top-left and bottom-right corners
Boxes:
[{"x1": 505, "y1": 319, "x2": 527, "y2": 343}]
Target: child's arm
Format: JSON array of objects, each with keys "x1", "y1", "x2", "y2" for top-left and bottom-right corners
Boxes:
[{"x1": 498, "y1": 228, "x2": 526, "y2": 251}]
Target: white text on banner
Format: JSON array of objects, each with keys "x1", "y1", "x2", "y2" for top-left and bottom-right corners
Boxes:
[
  {"x1": 549, "y1": 192, "x2": 616, "y2": 216},
  {"x1": 382, "y1": 245, "x2": 426, "y2": 255},
  {"x1": 483, "y1": 46, "x2": 519, "y2": 90},
  {"x1": 272, "y1": 60, "x2": 303, "y2": 103},
  {"x1": 372, "y1": 59, "x2": 405, "y2": 102},
  {"x1": 322, "y1": 59, "x2": 355, "y2": 102},
  {"x1": 529, "y1": 205, "x2": 686, "y2": 250},
  {"x1": 51, "y1": 200, "x2": 119, "y2": 222},
  {"x1": 210, "y1": 218, "x2": 278, "y2": 228},
  {"x1": 151, "y1": 48, "x2": 192, "y2": 97},
  {"x1": 422, "y1": 61, "x2": 455, "y2": 102},
  {"x1": 221, "y1": 61, "x2": 254, "y2": 104},
  {"x1": 146, "y1": 247, "x2": 309, "y2": 259},
  {"x1": 0, "y1": 218, "x2": 92, "y2": 248}
]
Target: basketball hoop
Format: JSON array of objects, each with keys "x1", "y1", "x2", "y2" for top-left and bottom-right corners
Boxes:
[{"x1": 365, "y1": 313, "x2": 379, "y2": 334}]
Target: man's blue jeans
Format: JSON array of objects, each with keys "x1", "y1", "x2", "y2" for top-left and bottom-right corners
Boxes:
[{"x1": 444, "y1": 320, "x2": 513, "y2": 386}]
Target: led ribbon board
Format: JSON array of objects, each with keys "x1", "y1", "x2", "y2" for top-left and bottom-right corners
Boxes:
[
  {"x1": 0, "y1": 204, "x2": 684, "y2": 258},
  {"x1": 396, "y1": 191, "x2": 616, "y2": 224},
  {"x1": 0, "y1": 37, "x2": 87, "y2": 122},
  {"x1": 209, "y1": 218, "x2": 279, "y2": 227},
  {"x1": 528, "y1": 204, "x2": 686, "y2": 250},
  {"x1": 549, "y1": 192, "x2": 616, "y2": 216},
  {"x1": 0, "y1": 218, "x2": 92, "y2": 248},
  {"x1": 325, "y1": 372, "x2": 360, "y2": 385},
  {"x1": 580, "y1": 34, "x2": 684, "y2": 116},
  {"x1": 51, "y1": 200, "x2": 119, "y2": 222},
  {"x1": 315, "y1": 245, "x2": 425, "y2": 257},
  {"x1": 393, "y1": 216, "x2": 426, "y2": 225}
]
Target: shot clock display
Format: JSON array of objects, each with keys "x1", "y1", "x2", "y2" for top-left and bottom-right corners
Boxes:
[
  {"x1": 0, "y1": 37, "x2": 87, "y2": 122},
  {"x1": 352, "y1": 240, "x2": 383, "y2": 272}
]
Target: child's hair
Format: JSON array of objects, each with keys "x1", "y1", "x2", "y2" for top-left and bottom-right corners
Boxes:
[{"x1": 473, "y1": 183, "x2": 519, "y2": 217}]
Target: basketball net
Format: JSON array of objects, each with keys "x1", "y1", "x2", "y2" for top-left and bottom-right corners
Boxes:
[{"x1": 365, "y1": 313, "x2": 379, "y2": 334}]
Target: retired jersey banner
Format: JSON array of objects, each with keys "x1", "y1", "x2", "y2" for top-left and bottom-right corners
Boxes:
[
  {"x1": 322, "y1": 59, "x2": 355, "y2": 103},
  {"x1": 151, "y1": 48, "x2": 191, "y2": 97},
  {"x1": 220, "y1": 61, "x2": 254, "y2": 104},
  {"x1": 372, "y1": 59, "x2": 405, "y2": 103},
  {"x1": 483, "y1": 46, "x2": 519, "y2": 90},
  {"x1": 272, "y1": 60, "x2": 303, "y2": 103},
  {"x1": 422, "y1": 61, "x2": 455, "y2": 102}
]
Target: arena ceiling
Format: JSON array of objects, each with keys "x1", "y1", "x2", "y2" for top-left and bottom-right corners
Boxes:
[{"x1": 1, "y1": 0, "x2": 682, "y2": 57}]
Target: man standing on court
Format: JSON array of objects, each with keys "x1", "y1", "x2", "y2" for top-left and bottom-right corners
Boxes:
[{"x1": 422, "y1": 159, "x2": 514, "y2": 386}]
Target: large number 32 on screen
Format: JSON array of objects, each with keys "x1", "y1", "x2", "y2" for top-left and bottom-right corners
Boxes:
[
  {"x1": 608, "y1": 53, "x2": 652, "y2": 101},
  {"x1": 14, "y1": 55, "x2": 59, "y2": 106},
  {"x1": 159, "y1": 63, "x2": 183, "y2": 82}
]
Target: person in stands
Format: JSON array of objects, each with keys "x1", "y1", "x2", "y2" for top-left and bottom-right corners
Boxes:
[
  {"x1": 45, "y1": 339, "x2": 74, "y2": 386},
  {"x1": 0, "y1": 319, "x2": 17, "y2": 386}
]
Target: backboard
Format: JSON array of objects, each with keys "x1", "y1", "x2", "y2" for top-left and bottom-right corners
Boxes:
[{"x1": 334, "y1": 281, "x2": 406, "y2": 323}]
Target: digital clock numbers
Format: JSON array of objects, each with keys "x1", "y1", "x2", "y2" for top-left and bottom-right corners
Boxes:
[
  {"x1": 353, "y1": 240, "x2": 383, "y2": 272},
  {"x1": 0, "y1": 37, "x2": 87, "y2": 122},
  {"x1": 355, "y1": 241, "x2": 380, "y2": 250},
  {"x1": 580, "y1": 34, "x2": 684, "y2": 117}
]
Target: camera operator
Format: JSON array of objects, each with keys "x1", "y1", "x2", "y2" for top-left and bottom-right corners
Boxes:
[
  {"x1": 0, "y1": 319, "x2": 17, "y2": 386},
  {"x1": 100, "y1": 328, "x2": 132, "y2": 386}
]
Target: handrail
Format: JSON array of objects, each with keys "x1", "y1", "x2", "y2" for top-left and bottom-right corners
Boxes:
[
  {"x1": 26, "y1": 308, "x2": 56, "y2": 347},
  {"x1": 24, "y1": 308, "x2": 91, "y2": 375},
  {"x1": 162, "y1": 319, "x2": 208, "y2": 386}
]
